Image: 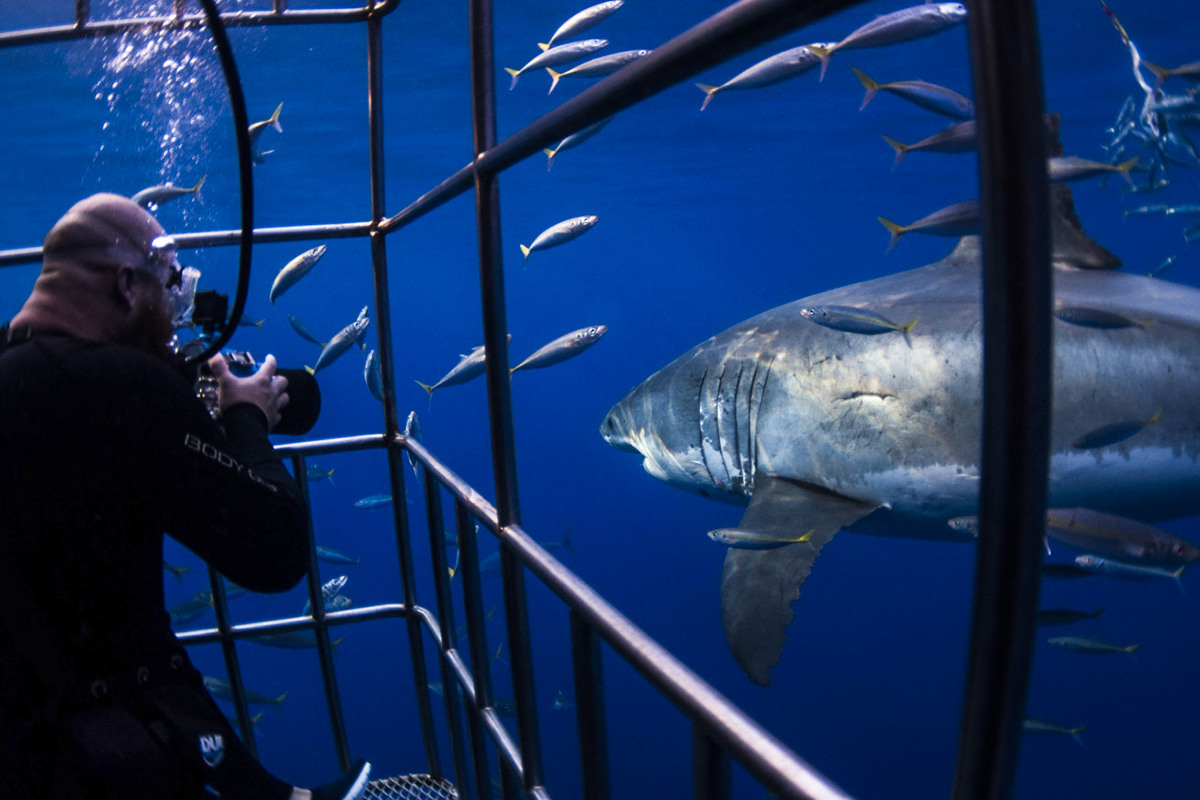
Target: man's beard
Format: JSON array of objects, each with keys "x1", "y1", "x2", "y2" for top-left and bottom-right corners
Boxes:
[{"x1": 117, "y1": 293, "x2": 176, "y2": 363}]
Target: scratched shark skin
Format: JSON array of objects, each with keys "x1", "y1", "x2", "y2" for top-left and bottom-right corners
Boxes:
[{"x1": 601, "y1": 225, "x2": 1200, "y2": 686}]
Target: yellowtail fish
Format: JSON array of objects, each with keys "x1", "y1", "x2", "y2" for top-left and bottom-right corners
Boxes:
[
  {"x1": 307, "y1": 308, "x2": 370, "y2": 374},
  {"x1": 365, "y1": 349, "x2": 383, "y2": 402},
  {"x1": 169, "y1": 593, "x2": 211, "y2": 624},
  {"x1": 1048, "y1": 155, "x2": 1139, "y2": 187},
  {"x1": 852, "y1": 68, "x2": 974, "y2": 120},
  {"x1": 694, "y1": 44, "x2": 829, "y2": 110},
  {"x1": 404, "y1": 410, "x2": 422, "y2": 477},
  {"x1": 882, "y1": 120, "x2": 977, "y2": 169},
  {"x1": 1023, "y1": 717, "x2": 1086, "y2": 745},
  {"x1": 288, "y1": 314, "x2": 326, "y2": 346},
  {"x1": 305, "y1": 465, "x2": 335, "y2": 484},
  {"x1": 547, "y1": 49, "x2": 650, "y2": 94},
  {"x1": 131, "y1": 175, "x2": 206, "y2": 209},
  {"x1": 415, "y1": 334, "x2": 511, "y2": 400},
  {"x1": 809, "y1": 3, "x2": 968, "y2": 81},
  {"x1": 249, "y1": 633, "x2": 345, "y2": 649},
  {"x1": 1071, "y1": 411, "x2": 1160, "y2": 449},
  {"x1": 1035, "y1": 608, "x2": 1105, "y2": 626},
  {"x1": 543, "y1": 1, "x2": 623, "y2": 49},
  {"x1": 237, "y1": 314, "x2": 265, "y2": 328},
  {"x1": 1047, "y1": 635, "x2": 1140, "y2": 656},
  {"x1": 505, "y1": 39, "x2": 608, "y2": 89},
  {"x1": 163, "y1": 561, "x2": 190, "y2": 582},
  {"x1": 552, "y1": 690, "x2": 574, "y2": 711},
  {"x1": 544, "y1": 116, "x2": 614, "y2": 170},
  {"x1": 1143, "y1": 58, "x2": 1200, "y2": 89},
  {"x1": 316, "y1": 545, "x2": 360, "y2": 565},
  {"x1": 800, "y1": 305, "x2": 919, "y2": 348},
  {"x1": 520, "y1": 215, "x2": 599, "y2": 264},
  {"x1": 354, "y1": 493, "x2": 392, "y2": 509},
  {"x1": 1052, "y1": 303, "x2": 1153, "y2": 329},
  {"x1": 511, "y1": 325, "x2": 607, "y2": 373},
  {"x1": 248, "y1": 102, "x2": 283, "y2": 163},
  {"x1": 270, "y1": 245, "x2": 327, "y2": 303},
  {"x1": 203, "y1": 676, "x2": 287, "y2": 706},
  {"x1": 1074, "y1": 553, "x2": 1187, "y2": 587},
  {"x1": 1046, "y1": 508, "x2": 1200, "y2": 567},
  {"x1": 708, "y1": 528, "x2": 814, "y2": 550},
  {"x1": 877, "y1": 199, "x2": 981, "y2": 252}
]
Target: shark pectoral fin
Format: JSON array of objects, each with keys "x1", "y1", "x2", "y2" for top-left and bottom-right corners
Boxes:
[{"x1": 719, "y1": 476, "x2": 879, "y2": 686}]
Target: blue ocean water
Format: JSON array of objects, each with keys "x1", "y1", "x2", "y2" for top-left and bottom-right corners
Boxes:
[{"x1": 2, "y1": 1, "x2": 1199, "y2": 797}]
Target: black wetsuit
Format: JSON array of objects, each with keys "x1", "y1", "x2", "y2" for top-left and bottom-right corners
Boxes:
[{"x1": 0, "y1": 330, "x2": 308, "y2": 799}]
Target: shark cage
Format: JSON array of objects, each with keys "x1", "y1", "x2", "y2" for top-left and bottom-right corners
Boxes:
[{"x1": 0, "y1": 0, "x2": 1055, "y2": 799}]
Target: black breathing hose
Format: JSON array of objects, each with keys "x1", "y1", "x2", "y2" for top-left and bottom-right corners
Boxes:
[{"x1": 185, "y1": 0, "x2": 254, "y2": 369}]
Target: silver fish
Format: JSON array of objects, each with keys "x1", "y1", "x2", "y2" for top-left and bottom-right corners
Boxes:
[
  {"x1": 810, "y1": 3, "x2": 968, "y2": 80},
  {"x1": 1048, "y1": 155, "x2": 1139, "y2": 187},
  {"x1": 316, "y1": 545, "x2": 360, "y2": 565},
  {"x1": 708, "y1": 528, "x2": 814, "y2": 550},
  {"x1": 544, "y1": 1, "x2": 623, "y2": 49},
  {"x1": 354, "y1": 493, "x2": 393, "y2": 509},
  {"x1": 289, "y1": 314, "x2": 326, "y2": 345},
  {"x1": 877, "y1": 199, "x2": 981, "y2": 252},
  {"x1": 248, "y1": 102, "x2": 283, "y2": 163},
  {"x1": 1074, "y1": 553, "x2": 1187, "y2": 585},
  {"x1": 547, "y1": 49, "x2": 650, "y2": 94},
  {"x1": 308, "y1": 309, "x2": 370, "y2": 374},
  {"x1": 695, "y1": 44, "x2": 830, "y2": 110},
  {"x1": 404, "y1": 410, "x2": 422, "y2": 477},
  {"x1": 519, "y1": 215, "x2": 599, "y2": 263},
  {"x1": 364, "y1": 349, "x2": 383, "y2": 401},
  {"x1": 853, "y1": 68, "x2": 974, "y2": 120},
  {"x1": 1047, "y1": 635, "x2": 1140, "y2": 656},
  {"x1": 131, "y1": 175, "x2": 206, "y2": 209},
  {"x1": 881, "y1": 121, "x2": 975, "y2": 170},
  {"x1": 270, "y1": 245, "x2": 327, "y2": 303},
  {"x1": 1023, "y1": 717, "x2": 1086, "y2": 745},
  {"x1": 800, "y1": 305, "x2": 919, "y2": 347},
  {"x1": 511, "y1": 325, "x2": 607, "y2": 373},
  {"x1": 505, "y1": 39, "x2": 608, "y2": 89},
  {"x1": 203, "y1": 676, "x2": 287, "y2": 705},
  {"x1": 415, "y1": 334, "x2": 511, "y2": 399},
  {"x1": 544, "y1": 116, "x2": 615, "y2": 170}
]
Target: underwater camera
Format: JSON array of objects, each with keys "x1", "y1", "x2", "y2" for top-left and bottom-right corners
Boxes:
[{"x1": 185, "y1": 290, "x2": 321, "y2": 436}]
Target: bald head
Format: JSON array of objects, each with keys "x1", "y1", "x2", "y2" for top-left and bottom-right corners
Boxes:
[
  {"x1": 42, "y1": 192, "x2": 166, "y2": 272},
  {"x1": 8, "y1": 193, "x2": 172, "y2": 347}
]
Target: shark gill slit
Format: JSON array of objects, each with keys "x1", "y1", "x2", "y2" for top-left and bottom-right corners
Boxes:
[{"x1": 695, "y1": 366, "x2": 716, "y2": 486}]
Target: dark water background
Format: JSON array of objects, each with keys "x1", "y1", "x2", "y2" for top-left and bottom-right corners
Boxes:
[{"x1": 2, "y1": 0, "x2": 1199, "y2": 797}]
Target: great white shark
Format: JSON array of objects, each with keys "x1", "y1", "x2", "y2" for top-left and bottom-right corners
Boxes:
[{"x1": 600, "y1": 187, "x2": 1200, "y2": 686}]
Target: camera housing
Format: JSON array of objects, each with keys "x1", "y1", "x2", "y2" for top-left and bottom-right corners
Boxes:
[{"x1": 186, "y1": 291, "x2": 322, "y2": 436}]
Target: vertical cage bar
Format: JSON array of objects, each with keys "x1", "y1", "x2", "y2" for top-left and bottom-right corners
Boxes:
[
  {"x1": 953, "y1": 1, "x2": 1052, "y2": 799},
  {"x1": 424, "y1": 479, "x2": 472, "y2": 794},
  {"x1": 570, "y1": 610, "x2": 609, "y2": 800},
  {"x1": 468, "y1": 0, "x2": 544, "y2": 792},
  {"x1": 456, "y1": 503, "x2": 496, "y2": 800},
  {"x1": 207, "y1": 564, "x2": 257, "y2": 757},
  {"x1": 693, "y1": 726, "x2": 731, "y2": 800},
  {"x1": 365, "y1": 9, "x2": 400, "y2": 441},
  {"x1": 292, "y1": 453, "x2": 354, "y2": 770},
  {"x1": 387, "y1": 444, "x2": 443, "y2": 777}
]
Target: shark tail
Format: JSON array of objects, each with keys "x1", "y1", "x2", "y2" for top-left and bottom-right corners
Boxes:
[
  {"x1": 809, "y1": 44, "x2": 833, "y2": 81},
  {"x1": 877, "y1": 216, "x2": 907, "y2": 252},
  {"x1": 696, "y1": 83, "x2": 720, "y2": 111},
  {"x1": 882, "y1": 135, "x2": 909, "y2": 170},
  {"x1": 851, "y1": 67, "x2": 880, "y2": 111}
]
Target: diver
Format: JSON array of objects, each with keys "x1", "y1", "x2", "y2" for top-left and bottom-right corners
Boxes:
[{"x1": 0, "y1": 193, "x2": 370, "y2": 799}]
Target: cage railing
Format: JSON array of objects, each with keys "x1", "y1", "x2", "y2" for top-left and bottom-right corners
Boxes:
[{"x1": 0, "y1": 0, "x2": 1054, "y2": 798}]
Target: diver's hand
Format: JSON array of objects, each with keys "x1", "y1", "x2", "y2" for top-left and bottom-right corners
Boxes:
[{"x1": 208, "y1": 353, "x2": 290, "y2": 432}]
